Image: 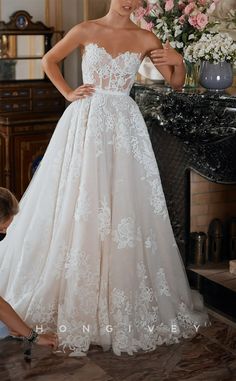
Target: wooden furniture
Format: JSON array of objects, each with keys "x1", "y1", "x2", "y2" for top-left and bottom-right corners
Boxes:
[{"x1": 0, "y1": 11, "x2": 65, "y2": 199}]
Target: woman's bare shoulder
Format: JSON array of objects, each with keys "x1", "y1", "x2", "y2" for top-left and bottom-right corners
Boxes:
[
  {"x1": 82, "y1": 19, "x2": 107, "y2": 30},
  {"x1": 126, "y1": 27, "x2": 162, "y2": 54},
  {"x1": 139, "y1": 28, "x2": 162, "y2": 48},
  {"x1": 69, "y1": 20, "x2": 101, "y2": 33},
  {"x1": 65, "y1": 21, "x2": 99, "y2": 44}
]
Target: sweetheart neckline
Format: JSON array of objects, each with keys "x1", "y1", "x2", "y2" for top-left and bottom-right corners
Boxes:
[{"x1": 83, "y1": 42, "x2": 143, "y2": 62}]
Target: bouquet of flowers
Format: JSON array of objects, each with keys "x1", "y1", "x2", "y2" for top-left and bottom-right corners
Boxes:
[
  {"x1": 184, "y1": 32, "x2": 236, "y2": 64},
  {"x1": 136, "y1": 0, "x2": 219, "y2": 52}
]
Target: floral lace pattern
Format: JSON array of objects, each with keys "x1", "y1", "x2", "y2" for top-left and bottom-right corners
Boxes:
[
  {"x1": 82, "y1": 43, "x2": 142, "y2": 94},
  {"x1": 0, "y1": 43, "x2": 209, "y2": 357},
  {"x1": 98, "y1": 197, "x2": 111, "y2": 241},
  {"x1": 156, "y1": 268, "x2": 171, "y2": 297},
  {"x1": 112, "y1": 217, "x2": 142, "y2": 249}
]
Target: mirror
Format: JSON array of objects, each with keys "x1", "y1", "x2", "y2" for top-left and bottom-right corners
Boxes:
[
  {"x1": 0, "y1": 10, "x2": 60, "y2": 81},
  {"x1": 0, "y1": 35, "x2": 45, "y2": 58},
  {"x1": 0, "y1": 35, "x2": 45, "y2": 80},
  {"x1": 0, "y1": 59, "x2": 44, "y2": 81}
]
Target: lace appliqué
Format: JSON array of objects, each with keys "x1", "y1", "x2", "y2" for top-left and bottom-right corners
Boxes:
[
  {"x1": 112, "y1": 217, "x2": 141, "y2": 249},
  {"x1": 145, "y1": 229, "x2": 158, "y2": 256},
  {"x1": 82, "y1": 43, "x2": 169, "y2": 221},
  {"x1": 149, "y1": 179, "x2": 168, "y2": 220},
  {"x1": 98, "y1": 197, "x2": 111, "y2": 241},
  {"x1": 82, "y1": 43, "x2": 141, "y2": 94},
  {"x1": 0, "y1": 42, "x2": 209, "y2": 358},
  {"x1": 156, "y1": 268, "x2": 171, "y2": 296}
]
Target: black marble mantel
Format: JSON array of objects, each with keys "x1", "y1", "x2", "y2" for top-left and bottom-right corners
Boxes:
[{"x1": 131, "y1": 83, "x2": 236, "y2": 265}]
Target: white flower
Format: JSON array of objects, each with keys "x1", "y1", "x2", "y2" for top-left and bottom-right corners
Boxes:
[
  {"x1": 174, "y1": 26, "x2": 182, "y2": 38},
  {"x1": 141, "y1": 0, "x2": 219, "y2": 53},
  {"x1": 176, "y1": 41, "x2": 184, "y2": 49},
  {"x1": 207, "y1": 3, "x2": 216, "y2": 14},
  {"x1": 184, "y1": 32, "x2": 236, "y2": 64}
]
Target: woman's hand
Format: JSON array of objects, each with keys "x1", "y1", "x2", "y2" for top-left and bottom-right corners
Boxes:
[
  {"x1": 37, "y1": 333, "x2": 58, "y2": 350},
  {"x1": 10, "y1": 329, "x2": 59, "y2": 350},
  {"x1": 150, "y1": 41, "x2": 184, "y2": 67},
  {"x1": 66, "y1": 84, "x2": 95, "y2": 102}
]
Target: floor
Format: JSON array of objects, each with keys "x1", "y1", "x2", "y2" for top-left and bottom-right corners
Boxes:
[
  {"x1": 1, "y1": 311, "x2": 236, "y2": 381},
  {"x1": 189, "y1": 261, "x2": 236, "y2": 292}
]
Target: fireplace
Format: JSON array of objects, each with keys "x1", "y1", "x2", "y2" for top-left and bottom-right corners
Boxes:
[
  {"x1": 190, "y1": 171, "x2": 236, "y2": 263},
  {"x1": 132, "y1": 82, "x2": 236, "y2": 319}
]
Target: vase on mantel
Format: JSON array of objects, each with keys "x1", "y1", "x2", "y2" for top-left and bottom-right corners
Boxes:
[
  {"x1": 184, "y1": 61, "x2": 199, "y2": 88},
  {"x1": 199, "y1": 61, "x2": 233, "y2": 91}
]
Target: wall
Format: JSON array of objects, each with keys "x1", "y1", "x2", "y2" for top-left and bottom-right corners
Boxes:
[
  {"x1": 86, "y1": 0, "x2": 108, "y2": 19},
  {"x1": 0, "y1": 0, "x2": 45, "y2": 21},
  {"x1": 191, "y1": 171, "x2": 236, "y2": 234},
  {"x1": 213, "y1": 0, "x2": 236, "y2": 20},
  {"x1": 62, "y1": 0, "x2": 84, "y2": 88}
]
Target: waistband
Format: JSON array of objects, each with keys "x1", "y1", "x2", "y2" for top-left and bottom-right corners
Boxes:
[{"x1": 94, "y1": 88, "x2": 129, "y2": 96}]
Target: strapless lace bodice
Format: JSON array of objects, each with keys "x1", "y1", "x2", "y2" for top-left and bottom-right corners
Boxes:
[
  {"x1": 82, "y1": 43, "x2": 142, "y2": 94},
  {"x1": 0, "y1": 40, "x2": 209, "y2": 358}
]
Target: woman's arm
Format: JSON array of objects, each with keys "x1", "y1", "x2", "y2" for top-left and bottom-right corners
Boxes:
[
  {"x1": 0, "y1": 297, "x2": 58, "y2": 349},
  {"x1": 143, "y1": 32, "x2": 186, "y2": 89},
  {"x1": 0, "y1": 296, "x2": 31, "y2": 337},
  {"x1": 42, "y1": 22, "x2": 95, "y2": 101}
]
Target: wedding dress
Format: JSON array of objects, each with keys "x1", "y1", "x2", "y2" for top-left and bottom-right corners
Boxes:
[{"x1": 0, "y1": 43, "x2": 209, "y2": 356}]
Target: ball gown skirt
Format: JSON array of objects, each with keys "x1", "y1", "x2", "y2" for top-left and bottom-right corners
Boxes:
[{"x1": 0, "y1": 43, "x2": 209, "y2": 356}]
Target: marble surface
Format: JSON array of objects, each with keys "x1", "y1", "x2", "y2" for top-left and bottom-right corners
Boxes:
[
  {"x1": 1, "y1": 313, "x2": 236, "y2": 381},
  {"x1": 132, "y1": 82, "x2": 236, "y2": 144}
]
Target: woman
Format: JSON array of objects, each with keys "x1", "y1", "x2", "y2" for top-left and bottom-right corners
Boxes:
[
  {"x1": 0, "y1": 188, "x2": 58, "y2": 349},
  {"x1": 0, "y1": 0, "x2": 209, "y2": 357}
]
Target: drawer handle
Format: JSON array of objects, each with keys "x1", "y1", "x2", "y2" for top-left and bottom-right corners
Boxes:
[
  {"x1": 13, "y1": 104, "x2": 19, "y2": 109},
  {"x1": 12, "y1": 91, "x2": 18, "y2": 96}
]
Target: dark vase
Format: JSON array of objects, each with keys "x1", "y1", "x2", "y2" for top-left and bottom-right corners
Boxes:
[{"x1": 199, "y1": 61, "x2": 233, "y2": 91}]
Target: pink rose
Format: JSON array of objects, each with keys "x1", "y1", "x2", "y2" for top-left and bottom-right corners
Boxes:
[
  {"x1": 179, "y1": 15, "x2": 185, "y2": 24},
  {"x1": 184, "y1": 3, "x2": 195, "y2": 15},
  {"x1": 196, "y1": 12, "x2": 208, "y2": 29},
  {"x1": 145, "y1": 21, "x2": 154, "y2": 31},
  {"x1": 198, "y1": 0, "x2": 206, "y2": 5},
  {"x1": 135, "y1": 7, "x2": 147, "y2": 20},
  {"x1": 165, "y1": 0, "x2": 174, "y2": 11},
  {"x1": 188, "y1": 15, "x2": 197, "y2": 27}
]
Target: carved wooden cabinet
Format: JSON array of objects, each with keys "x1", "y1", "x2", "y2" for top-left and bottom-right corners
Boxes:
[
  {"x1": 0, "y1": 81, "x2": 65, "y2": 199},
  {"x1": 0, "y1": 11, "x2": 65, "y2": 199}
]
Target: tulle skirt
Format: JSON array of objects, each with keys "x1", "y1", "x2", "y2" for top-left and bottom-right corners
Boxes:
[{"x1": 0, "y1": 92, "x2": 209, "y2": 356}]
